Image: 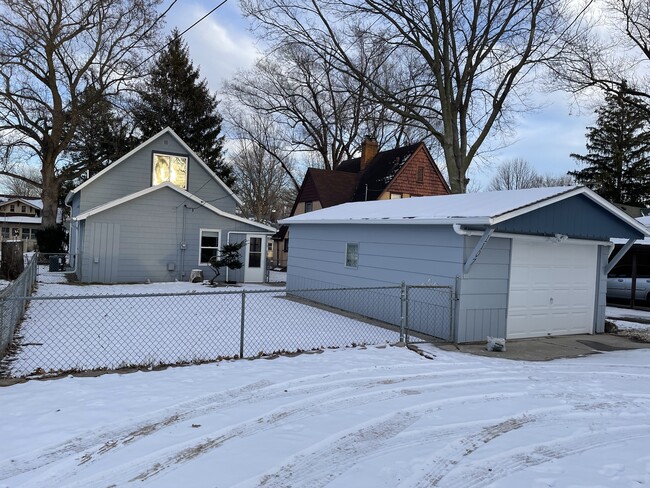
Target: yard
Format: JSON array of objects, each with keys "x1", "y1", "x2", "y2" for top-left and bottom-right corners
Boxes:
[
  {"x1": 1, "y1": 344, "x2": 650, "y2": 487},
  {"x1": 2, "y1": 273, "x2": 650, "y2": 485},
  {"x1": 1, "y1": 271, "x2": 402, "y2": 377}
]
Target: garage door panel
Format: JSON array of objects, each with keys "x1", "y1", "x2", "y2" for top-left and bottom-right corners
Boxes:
[{"x1": 507, "y1": 240, "x2": 597, "y2": 339}]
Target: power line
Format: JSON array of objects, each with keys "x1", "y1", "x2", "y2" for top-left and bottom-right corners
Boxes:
[{"x1": 142, "y1": 0, "x2": 230, "y2": 65}]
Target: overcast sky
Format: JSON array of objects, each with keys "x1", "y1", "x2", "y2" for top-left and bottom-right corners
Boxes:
[{"x1": 165, "y1": 0, "x2": 595, "y2": 189}]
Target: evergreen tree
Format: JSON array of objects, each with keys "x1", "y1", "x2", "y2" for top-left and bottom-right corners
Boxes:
[
  {"x1": 570, "y1": 83, "x2": 650, "y2": 205},
  {"x1": 133, "y1": 30, "x2": 232, "y2": 186}
]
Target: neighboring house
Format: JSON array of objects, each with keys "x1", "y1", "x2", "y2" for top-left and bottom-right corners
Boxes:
[
  {"x1": 0, "y1": 196, "x2": 63, "y2": 252},
  {"x1": 281, "y1": 186, "x2": 648, "y2": 343},
  {"x1": 65, "y1": 128, "x2": 275, "y2": 284},
  {"x1": 272, "y1": 136, "x2": 450, "y2": 268}
]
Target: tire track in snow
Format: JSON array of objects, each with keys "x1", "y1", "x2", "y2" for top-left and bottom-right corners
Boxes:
[
  {"x1": 433, "y1": 424, "x2": 650, "y2": 488},
  {"x1": 1, "y1": 363, "x2": 469, "y2": 479},
  {"x1": 244, "y1": 396, "x2": 650, "y2": 488},
  {"x1": 410, "y1": 399, "x2": 650, "y2": 487},
  {"x1": 30, "y1": 380, "x2": 529, "y2": 487}
]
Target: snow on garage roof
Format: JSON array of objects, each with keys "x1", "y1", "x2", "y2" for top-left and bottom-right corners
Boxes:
[{"x1": 281, "y1": 186, "x2": 649, "y2": 236}]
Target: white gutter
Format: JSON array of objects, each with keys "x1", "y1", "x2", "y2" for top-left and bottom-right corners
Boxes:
[{"x1": 453, "y1": 224, "x2": 614, "y2": 247}]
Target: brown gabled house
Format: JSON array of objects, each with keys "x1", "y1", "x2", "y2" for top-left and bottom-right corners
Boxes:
[{"x1": 272, "y1": 136, "x2": 451, "y2": 268}]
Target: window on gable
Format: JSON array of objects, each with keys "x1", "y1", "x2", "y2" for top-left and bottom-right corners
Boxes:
[
  {"x1": 152, "y1": 153, "x2": 188, "y2": 189},
  {"x1": 390, "y1": 193, "x2": 402, "y2": 199},
  {"x1": 305, "y1": 201, "x2": 313, "y2": 212},
  {"x1": 199, "y1": 229, "x2": 220, "y2": 265},
  {"x1": 21, "y1": 205, "x2": 26, "y2": 213},
  {"x1": 417, "y1": 166, "x2": 424, "y2": 183},
  {"x1": 9, "y1": 205, "x2": 14, "y2": 212},
  {"x1": 345, "y1": 243, "x2": 359, "y2": 268}
]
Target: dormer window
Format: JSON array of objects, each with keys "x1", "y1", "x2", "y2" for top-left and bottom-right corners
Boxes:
[{"x1": 152, "y1": 153, "x2": 188, "y2": 189}]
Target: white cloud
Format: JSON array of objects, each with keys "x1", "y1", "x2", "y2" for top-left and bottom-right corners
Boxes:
[{"x1": 163, "y1": 2, "x2": 260, "y2": 92}]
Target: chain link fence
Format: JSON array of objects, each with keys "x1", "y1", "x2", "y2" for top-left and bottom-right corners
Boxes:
[
  {"x1": 0, "y1": 255, "x2": 38, "y2": 358},
  {"x1": 0, "y1": 276, "x2": 453, "y2": 378}
]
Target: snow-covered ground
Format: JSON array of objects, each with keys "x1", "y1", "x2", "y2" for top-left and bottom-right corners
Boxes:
[
  {"x1": 1, "y1": 345, "x2": 650, "y2": 487},
  {"x1": 3, "y1": 274, "x2": 398, "y2": 377},
  {"x1": 607, "y1": 306, "x2": 650, "y2": 329}
]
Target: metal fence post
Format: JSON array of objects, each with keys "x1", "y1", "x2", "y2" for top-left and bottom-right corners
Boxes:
[
  {"x1": 404, "y1": 284, "x2": 410, "y2": 344},
  {"x1": 239, "y1": 290, "x2": 246, "y2": 359},
  {"x1": 399, "y1": 281, "x2": 406, "y2": 343}
]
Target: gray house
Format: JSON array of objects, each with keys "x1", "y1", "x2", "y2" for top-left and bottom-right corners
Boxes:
[
  {"x1": 281, "y1": 186, "x2": 649, "y2": 343},
  {"x1": 65, "y1": 128, "x2": 274, "y2": 283}
]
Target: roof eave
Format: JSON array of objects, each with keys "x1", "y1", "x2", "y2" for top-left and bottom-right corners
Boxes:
[{"x1": 280, "y1": 217, "x2": 492, "y2": 226}]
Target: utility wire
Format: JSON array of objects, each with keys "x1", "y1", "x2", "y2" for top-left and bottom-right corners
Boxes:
[{"x1": 142, "y1": 0, "x2": 230, "y2": 65}]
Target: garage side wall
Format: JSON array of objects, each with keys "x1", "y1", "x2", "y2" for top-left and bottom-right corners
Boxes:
[
  {"x1": 456, "y1": 236, "x2": 511, "y2": 343},
  {"x1": 286, "y1": 224, "x2": 464, "y2": 328}
]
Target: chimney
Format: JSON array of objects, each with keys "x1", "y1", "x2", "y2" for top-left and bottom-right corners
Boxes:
[{"x1": 360, "y1": 135, "x2": 378, "y2": 171}]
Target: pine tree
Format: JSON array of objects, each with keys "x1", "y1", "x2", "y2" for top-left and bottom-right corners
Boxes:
[
  {"x1": 570, "y1": 83, "x2": 650, "y2": 206},
  {"x1": 133, "y1": 30, "x2": 233, "y2": 186}
]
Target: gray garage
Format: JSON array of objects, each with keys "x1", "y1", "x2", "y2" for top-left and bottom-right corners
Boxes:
[{"x1": 281, "y1": 186, "x2": 648, "y2": 343}]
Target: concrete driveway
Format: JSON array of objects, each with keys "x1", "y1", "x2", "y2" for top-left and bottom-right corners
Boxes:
[{"x1": 435, "y1": 333, "x2": 650, "y2": 361}]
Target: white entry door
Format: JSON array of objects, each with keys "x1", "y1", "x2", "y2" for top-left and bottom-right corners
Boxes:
[
  {"x1": 244, "y1": 235, "x2": 265, "y2": 283},
  {"x1": 507, "y1": 239, "x2": 598, "y2": 339}
]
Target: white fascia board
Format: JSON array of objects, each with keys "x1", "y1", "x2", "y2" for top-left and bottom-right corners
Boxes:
[
  {"x1": 279, "y1": 217, "x2": 492, "y2": 226},
  {"x1": 74, "y1": 183, "x2": 275, "y2": 232},
  {"x1": 489, "y1": 186, "x2": 650, "y2": 237},
  {"x1": 64, "y1": 127, "x2": 243, "y2": 207}
]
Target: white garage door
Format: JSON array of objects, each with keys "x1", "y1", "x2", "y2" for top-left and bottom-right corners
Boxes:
[{"x1": 507, "y1": 239, "x2": 598, "y2": 339}]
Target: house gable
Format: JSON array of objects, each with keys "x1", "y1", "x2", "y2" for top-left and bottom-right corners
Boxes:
[
  {"x1": 495, "y1": 193, "x2": 645, "y2": 240},
  {"x1": 381, "y1": 144, "x2": 450, "y2": 198},
  {"x1": 69, "y1": 128, "x2": 240, "y2": 215}
]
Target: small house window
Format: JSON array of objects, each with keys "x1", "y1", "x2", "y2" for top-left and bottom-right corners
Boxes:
[
  {"x1": 390, "y1": 193, "x2": 402, "y2": 199},
  {"x1": 345, "y1": 243, "x2": 359, "y2": 268},
  {"x1": 283, "y1": 238, "x2": 289, "y2": 252},
  {"x1": 1, "y1": 227, "x2": 9, "y2": 238},
  {"x1": 21, "y1": 205, "x2": 26, "y2": 213},
  {"x1": 305, "y1": 201, "x2": 313, "y2": 212},
  {"x1": 199, "y1": 229, "x2": 220, "y2": 265},
  {"x1": 22, "y1": 228, "x2": 30, "y2": 239},
  {"x1": 267, "y1": 241, "x2": 273, "y2": 252},
  {"x1": 416, "y1": 166, "x2": 424, "y2": 183},
  {"x1": 9, "y1": 205, "x2": 14, "y2": 212}
]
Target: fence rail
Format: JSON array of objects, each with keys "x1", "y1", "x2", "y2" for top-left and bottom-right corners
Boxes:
[
  {"x1": 0, "y1": 255, "x2": 38, "y2": 358},
  {"x1": 0, "y1": 280, "x2": 453, "y2": 378}
]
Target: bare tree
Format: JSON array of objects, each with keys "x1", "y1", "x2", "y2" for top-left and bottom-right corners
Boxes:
[
  {"x1": 224, "y1": 42, "x2": 430, "y2": 176},
  {"x1": 553, "y1": 0, "x2": 650, "y2": 109},
  {"x1": 489, "y1": 158, "x2": 573, "y2": 190},
  {"x1": 241, "y1": 0, "x2": 587, "y2": 193},
  {"x1": 0, "y1": 165, "x2": 42, "y2": 196},
  {"x1": 231, "y1": 132, "x2": 297, "y2": 223},
  {"x1": 0, "y1": 0, "x2": 161, "y2": 228}
]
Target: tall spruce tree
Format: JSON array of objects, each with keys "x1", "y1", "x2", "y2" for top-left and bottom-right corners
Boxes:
[
  {"x1": 133, "y1": 30, "x2": 233, "y2": 186},
  {"x1": 570, "y1": 83, "x2": 650, "y2": 205}
]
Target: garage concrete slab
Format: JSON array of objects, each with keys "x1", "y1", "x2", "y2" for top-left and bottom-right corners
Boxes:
[{"x1": 434, "y1": 334, "x2": 650, "y2": 361}]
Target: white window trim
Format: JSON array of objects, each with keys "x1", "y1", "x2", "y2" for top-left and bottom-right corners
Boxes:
[
  {"x1": 345, "y1": 242, "x2": 359, "y2": 268},
  {"x1": 199, "y1": 228, "x2": 221, "y2": 266}
]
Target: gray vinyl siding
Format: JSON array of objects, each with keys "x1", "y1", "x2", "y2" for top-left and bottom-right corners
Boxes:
[
  {"x1": 77, "y1": 135, "x2": 237, "y2": 214},
  {"x1": 286, "y1": 224, "x2": 463, "y2": 332},
  {"x1": 78, "y1": 186, "x2": 264, "y2": 283},
  {"x1": 227, "y1": 232, "x2": 246, "y2": 283},
  {"x1": 456, "y1": 236, "x2": 511, "y2": 343},
  {"x1": 594, "y1": 244, "x2": 609, "y2": 333},
  {"x1": 68, "y1": 193, "x2": 81, "y2": 267}
]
